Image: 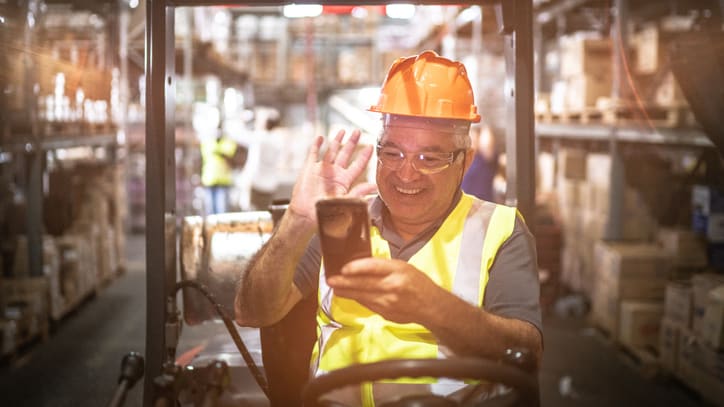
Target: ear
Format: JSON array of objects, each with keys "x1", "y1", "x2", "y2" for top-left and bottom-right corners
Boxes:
[{"x1": 463, "y1": 148, "x2": 475, "y2": 173}]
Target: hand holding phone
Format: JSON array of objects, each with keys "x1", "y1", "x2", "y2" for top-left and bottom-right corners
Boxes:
[{"x1": 316, "y1": 198, "x2": 372, "y2": 277}]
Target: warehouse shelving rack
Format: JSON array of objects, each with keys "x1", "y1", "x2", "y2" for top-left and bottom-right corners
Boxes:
[
  {"x1": 532, "y1": 0, "x2": 721, "y2": 240},
  {"x1": 0, "y1": 1, "x2": 131, "y2": 348}
]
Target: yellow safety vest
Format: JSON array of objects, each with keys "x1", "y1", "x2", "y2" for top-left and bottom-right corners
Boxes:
[
  {"x1": 200, "y1": 137, "x2": 237, "y2": 187},
  {"x1": 311, "y1": 193, "x2": 519, "y2": 406}
]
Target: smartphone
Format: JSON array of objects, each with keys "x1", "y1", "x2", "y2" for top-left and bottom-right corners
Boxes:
[{"x1": 316, "y1": 198, "x2": 372, "y2": 277}]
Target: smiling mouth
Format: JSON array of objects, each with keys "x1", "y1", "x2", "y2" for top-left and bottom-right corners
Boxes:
[{"x1": 395, "y1": 186, "x2": 423, "y2": 195}]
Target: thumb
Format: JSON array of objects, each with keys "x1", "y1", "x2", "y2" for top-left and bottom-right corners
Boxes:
[{"x1": 347, "y1": 182, "x2": 378, "y2": 198}]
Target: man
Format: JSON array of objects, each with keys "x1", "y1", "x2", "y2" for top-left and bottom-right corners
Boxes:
[{"x1": 235, "y1": 51, "x2": 541, "y2": 405}]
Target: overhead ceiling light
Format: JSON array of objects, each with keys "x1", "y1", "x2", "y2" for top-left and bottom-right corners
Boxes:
[
  {"x1": 283, "y1": 4, "x2": 323, "y2": 18},
  {"x1": 385, "y1": 4, "x2": 415, "y2": 19}
]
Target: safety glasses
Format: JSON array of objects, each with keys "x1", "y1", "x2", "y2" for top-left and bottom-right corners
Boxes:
[{"x1": 376, "y1": 144, "x2": 466, "y2": 175}]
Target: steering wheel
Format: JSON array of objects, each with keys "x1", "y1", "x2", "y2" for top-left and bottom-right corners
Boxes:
[{"x1": 302, "y1": 357, "x2": 538, "y2": 407}]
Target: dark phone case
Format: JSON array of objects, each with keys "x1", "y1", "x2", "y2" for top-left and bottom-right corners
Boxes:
[{"x1": 316, "y1": 198, "x2": 372, "y2": 277}]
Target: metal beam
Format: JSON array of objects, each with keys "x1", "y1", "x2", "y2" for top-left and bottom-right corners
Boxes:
[
  {"x1": 503, "y1": 0, "x2": 536, "y2": 229},
  {"x1": 144, "y1": 1, "x2": 176, "y2": 406},
  {"x1": 536, "y1": 0, "x2": 592, "y2": 24}
]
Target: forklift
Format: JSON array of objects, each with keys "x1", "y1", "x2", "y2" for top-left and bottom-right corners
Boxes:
[{"x1": 105, "y1": 0, "x2": 724, "y2": 405}]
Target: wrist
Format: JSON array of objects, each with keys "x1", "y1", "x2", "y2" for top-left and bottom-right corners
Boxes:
[{"x1": 279, "y1": 205, "x2": 316, "y2": 239}]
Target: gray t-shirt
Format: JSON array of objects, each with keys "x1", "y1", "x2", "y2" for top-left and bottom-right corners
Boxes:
[{"x1": 293, "y1": 194, "x2": 542, "y2": 334}]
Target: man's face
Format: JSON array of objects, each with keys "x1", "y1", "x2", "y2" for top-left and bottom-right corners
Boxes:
[{"x1": 376, "y1": 125, "x2": 472, "y2": 232}]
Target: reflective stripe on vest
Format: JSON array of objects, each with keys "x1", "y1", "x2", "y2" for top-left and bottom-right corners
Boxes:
[{"x1": 311, "y1": 194, "x2": 518, "y2": 406}]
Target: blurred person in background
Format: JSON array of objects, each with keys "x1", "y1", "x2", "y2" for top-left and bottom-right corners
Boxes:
[
  {"x1": 461, "y1": 123, "x2": 499, "y2": 202},
  {"x1": 200, "y1": 122, "x2": 246, "y2": 214},
  {"x1": 250, "y1": 108, "x2": 283, "y2": 210}
]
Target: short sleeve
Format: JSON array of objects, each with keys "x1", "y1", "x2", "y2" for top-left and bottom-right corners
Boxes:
[{"x1": 483, "y1": 216, "x2": 542, "y2": 334}]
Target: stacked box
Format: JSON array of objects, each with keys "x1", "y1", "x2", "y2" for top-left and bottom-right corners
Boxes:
[
  {"x1": 0, "y1": 277, "x2": 50, "y2": 343},
  {"x1": 566, "y1": 75, "x2": 612, "y2": 112},
  {"x1": 659, "y1": 317, "x2": 681, "y2": 373},
  {"x1": 619, "y1": 300, "x2": 664, "y2": 350},
  {"x1": 558, "y1": 35, "x2": 612, "y2": 111},
  {"x1": 632, "y1": 23, "x2": 659, "y2": 75},
  {"x1": 664, "y1": 280, "x2": 694, "y2": 328},
  {"x1": 556, "y1": 148, "x2": 586, "y2": 293},
  {"x1": 657, "y1": 228, "x2": 708, "y2": 273},
  {"x1": 559, "y1": 36, "x2": 612, "y2": 78},
  {"x1": 692, "y1": 274, "x2": 724, "y2": 338},
  {"x1": 1, "y1": 320, "x2": 18, "y2": 356},
  {"x1": 338, "y1": 47, "x2": 372, "y2": 85},
  {"x1": 677, "y1": 328, "x2": 724, "y2": 406},
  {"x1": 590, "y1": 241, "x2": 673, "y2": 337},
  {"x1": 701, "y1": 285, "x2": 724, "y2": 350}
]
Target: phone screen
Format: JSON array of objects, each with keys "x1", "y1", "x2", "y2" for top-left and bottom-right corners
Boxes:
[{"x1": 316, "y1": 198, "x2": 372, "y2": 277}]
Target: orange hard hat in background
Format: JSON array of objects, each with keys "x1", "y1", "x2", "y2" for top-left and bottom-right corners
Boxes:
[{"x1": 369, "y1": 50, "x2": 481, "y2": 123}]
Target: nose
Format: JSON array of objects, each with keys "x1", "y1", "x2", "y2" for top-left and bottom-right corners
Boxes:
[{"x1": 396, "y1": 156, "x2": 420, "y2": 181}]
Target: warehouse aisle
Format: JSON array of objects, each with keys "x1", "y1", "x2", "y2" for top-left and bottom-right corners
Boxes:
[
  {"x1": 0, "y1": 234, "x2": 710, "y2": 407},
  {"x1": 0, "y1": 234, "x2": 147, "y2": 407}
]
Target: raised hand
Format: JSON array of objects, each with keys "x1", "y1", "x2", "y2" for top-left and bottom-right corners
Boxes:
[{"x1": 287, "y1": 129, "x2": 377, "y2": 229}]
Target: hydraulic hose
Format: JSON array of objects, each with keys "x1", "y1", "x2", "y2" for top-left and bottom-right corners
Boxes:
[{"x1": 174, "y1": 280, "x2": 270, "y2": 399}]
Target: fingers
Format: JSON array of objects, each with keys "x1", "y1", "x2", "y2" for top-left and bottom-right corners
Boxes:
[
  {"x1": 334, "y1": 129, "x2": 361, "y2": 167},
  {"x1": 306, "y1": 136, "x2": 324, "y2": 165},
  {"x1": 346, "y1": 143, "x2": 374, "y2": 177},
  {"x1": 323, "y1": 130, "x2": 345, "y2": 164},
  {"x1": 348, "y1": 182, "x2": 377, "y2": 198}
]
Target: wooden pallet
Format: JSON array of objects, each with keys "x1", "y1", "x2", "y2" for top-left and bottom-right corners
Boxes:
[
  {"x1": 536, "y1": 104, "x2": 698, "y2": 128},
  {"x1": 536, "y1": 108, "x2": 604, "y2": 124},
  {"x1": 41, "y1": 121, "x2": 116, "y2": 136},
  {"x1": 601, "y1": 104, "x2": 697, "y2": 128},
  {"x1": 589, "y1": 323, "x2": 662, "y2": 380}
]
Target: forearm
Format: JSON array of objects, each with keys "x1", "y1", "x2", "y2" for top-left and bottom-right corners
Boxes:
[
  {"x1": 422, "y1": 290, "x2": 543, "y2": 368},
  {"x1": 235, "y1": 209, "x2": 314, "y2": 327}
]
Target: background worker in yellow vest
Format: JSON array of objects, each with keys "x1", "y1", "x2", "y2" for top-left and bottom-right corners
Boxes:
[
  {"x1": 200, "y1": 127, "x2": 240, "y2": 215},
  {"x1": 235, "y1": 51, "x2": 542, "y2": 406}
]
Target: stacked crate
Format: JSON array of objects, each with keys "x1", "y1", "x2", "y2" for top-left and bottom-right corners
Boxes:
[
  {"x1": 660, "y1": 273, "x2": 724, "y2": 406},
  {"x1": 589, "y1": 241, "x2": 672, "y2": 346},
  {"x1": 0, "y1": 277, "x2": 50, "y2": 355},
  {"x1": 551, "y1": 34, "x2": 612, "y2": 114},
  {"x1": 557, "y1": 149, "x2": 659, "y2": 298}
]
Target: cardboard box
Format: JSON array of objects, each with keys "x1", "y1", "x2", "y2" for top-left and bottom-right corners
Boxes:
[
  {"x1": 558, "y1": 148, "x2": 587, "y2": 181},
  {"x1": 676, "y1": 327, "x2": 698, "y2": 385},
  {"x1": 693, "y1": 274, "x2": 724, "y2": 338},
  {"x1": 701, "y1": 285, "x2": 724, "y2": 350},
  {"x1": 559, "y1": 36, "x2": 612, "y2": 78},
  {"x1": 585, "y1": 153, "x2": 611, "y2": 187},
  {"x1": 566, "y1": 74, "x2": 612, "y2": 111},
  {"x1": 590, "y1": 279, "x2": 619, "y2": 336},
  {"x1": 593, "y1": 241, "x2": 673, "y2": 300},
  {"x1": 633, "y1": 23, "x2": 659, "y2": 75},
  {"x1": 659, "y1": 317, "x2": 681, "y2": 373},
  {"x1": 619, "y1": 300, "x2": 664, "y2": 349},
  {"x1": 664, "y1": 280, "x2": 693, "y2": 328},
  {"x1": 658, "y1": 228, "x2": 709, "y2": 268}
]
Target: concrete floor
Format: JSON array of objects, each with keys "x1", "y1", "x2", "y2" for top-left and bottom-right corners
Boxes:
[{"x1": 0, "y1": 233, "x2": 711, "y2": 406}]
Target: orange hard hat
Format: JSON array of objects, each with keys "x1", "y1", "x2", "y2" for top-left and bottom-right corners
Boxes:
[{"x1": 369, "y1": 50, "x2": 481, "y2": 123}]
